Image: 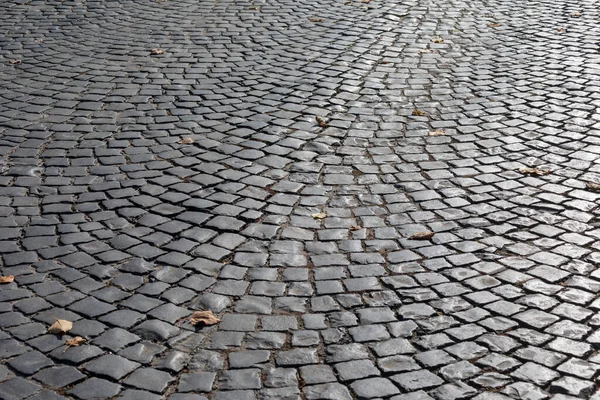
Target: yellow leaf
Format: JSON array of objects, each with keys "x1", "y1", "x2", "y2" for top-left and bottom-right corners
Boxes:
[
  {"x1": 432, "y1": 37, "x2": 444, "y2": 43},
  {"x1": 188, "y1": 311, "x2": 220, "y2": 326},
  {"x1": 309, "y1": 17, "x2": 323, "y2": 22},
  {"x1": 48, "y1": 319, "x2": 73, "y2": 335},
  {"x1": 409, "y1": 231, "x2": 435, "y2": 240},
  {"x1": 586, "y1": 182, "x2": 600, "y2": 191},
  {"x1": 0, "y1": 275, "x2": 14, "y2": 284},
  {"x1": 518, "y1": 167, "x2": 550, "y2": 176},
  {"x1": 412, "y1": 109, "x2": 426, "y2": 116},
  {"x1": 150, "y1": 48, "x2": 165, "y2": 55},
  {"x1": 178, "y1": 138, "x2": 194, "y2": 144},
  {"x1": 428, "y1": 129, "x2": 445, "y2": 136},
  {"x1": 63, "y1": 336, "x2": 85, "y2": 352},
  {"x1": 312, "y1": 212, "x2": 327, "y2": 219}
]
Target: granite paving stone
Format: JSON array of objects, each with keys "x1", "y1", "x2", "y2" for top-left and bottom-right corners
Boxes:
[{"x1": 0, "y1": 0, "x2": 598, "y2": 397}]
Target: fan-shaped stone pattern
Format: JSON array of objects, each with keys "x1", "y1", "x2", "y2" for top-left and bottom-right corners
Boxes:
[{"x1": 1, "y1": 0, "x2": 600, "y2": 398}]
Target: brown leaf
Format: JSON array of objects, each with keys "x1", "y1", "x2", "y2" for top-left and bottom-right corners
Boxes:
[
  {"x1": 556, "y1": 27, "x2": 566, "y2": 33},
  {"x1": 349, "y1": 225, "x2": 361, "y2": 231},
  {"x1": 150, "y1": 48, "x2": 165, "y2": 55},
  {"x1": 312, "y1": 212, "x2": 327, "y2": 219},
  {"x1": 48, "y1": 319, "x2": 73, "y2": 335},
  {"x1": 188, "y1": 311, "x2": 220, "y2": 326},
  {"x1": 487, "y1": 22, "x2": 500, "y2": 27},
  {"x1": 412, "y1": 109, "x2": 426, "y2": 116},
  {"x1": 315, "y1": 116, "x2": 328, "y2": 128},
  {"x1": 428, "y1": 129, "x2": 445, "y2": 136},
  {"x1": 409, "y1": 231, "x2": 435, "y2": 240},
  {"x1": 586, "y1": 182, "x2": 600, "y2": 191},
  {"x1": 518, "y1": 167, "x2": 550, "y2": 176},
  {"x1": 360, "y1": 0, "x2": 370, "y2": 3},
  {"x1": 0, "y1": 275, "x2": 14, "y2": 284},
  {"x1": 63, "y1": 336, "x2": 85, "y2": 352},
  {"x1": 570, "y1": 11, "x2": 581, "y2": 17},
  {"x1": 419, "y1": 49, "x2": 433, "y2": 53},
  {"x1": 432, "y1": 37, "x2": 444, "y2": 43},
  {"x1": 309, "y1": 17, "x2": 323, "y2": 22},
  {"x1": 178, "y1": 137, "x2": 194, "y2": 144},
  {"x1": 8, "y1": 59, "x2": 21, "y2": 65}
]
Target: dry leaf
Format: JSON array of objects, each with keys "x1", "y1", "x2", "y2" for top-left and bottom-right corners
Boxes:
[
  {"x1": 349, "y1": 225, "x2": 361, "y2": 231},
  {"x1": 570, "y1": 11, "x2": 581, "y2": 17},
  {"x1": 360, "y1": 0, "x2": 370, "y2": 3},
  {"x1": 432, "y1": 37, "x2": 444, "y2": 43},
  {"x1": 63, "y1": 336, "x2": 85, "y2": 352},
  {"x1": 178, "y1": 137, "x2": 194, "y2": 144},
  {"x1": 8, "y1": 59, "x2": 21, "y2": 65},
  {"x1": 315, "y1": 116, "x2": 328, "y2": 128},
  {"x1": 419, "y1": 49, "x2": 433, "y2": 53},
  {"x1": 586, "y1": 182, "x2": 600, "y2": 191},
  {"x1": 412, "y1": 109, "x2": 426, "y2": 116},
  {"x1": 309, "y1": 17, "x2": 323, "y2": 22},
  {"x1": 312, "y1": 212, "x2": 327, "y2": 219},
  {"x1": 429, "y1": 129, "x2": 445, "y2": 136},
  {"x1": 150, "y1": 48, "x2": 165, "y2": 55},
  {"x1": 0, "y1": 275, "x2": 14, "y2": 284},
  {"x1": 487, "y1": 22, "x2": 500, "y2": 27},
  {"x1": 556, "y1": 27, "x2": 566, "y2": 33},
  {"x1": 409, "y1": 231, "x2": 435, "y2": 240},
  {"x1": 48, "y1": 319, "x2": 73, "y2": 335},
  {"x1": 518, "y1": 167, "x2": 550, "y2": 176},
  {"x1": 188, "y1": 311, "x2": 220, "y2": 326}
]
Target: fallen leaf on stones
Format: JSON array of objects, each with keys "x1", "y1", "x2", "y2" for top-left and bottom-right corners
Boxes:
[
  {"x1": 360, "y1": 0, "x2": 370, "y2": 3},
  {"x1": 349, "y1": 225, "x2": 361, "y2": 231},
  {"x1": 188, "y1": 311, "x2": 220, "y2": 326},
  {"x1": 432, "y1": 37, "x2": 444, "y2": 43},
  {"x1": 412, "y1": 109, "x2": 426, "y2": 116},
  {"x1": 419, "y1": 49, "x2": 433, "y2": 53},
  {"x1": 409, "y1": 231, "x2": 435, "y2": 240},
  {"x1": 178, "y1": 137, "x2": 194, "y2": 144},
  {"x1": 315, "y1": 116, "x2": 328, "y2": 128},
  {"x1": 8, "y1": 59, "x2": 21, "y2": 65},
  {"x1": 556, "y1": 27, "x2": 566, "y2": 33},
  {"x1": 586, "y1": 182, "x2": 600, "y2": 191},
  {"x1": 0, "y1": 275, "x2": 14, "y2": 284},
  {"x1": 309, "y1": 17, "x2": 323, "y2": 22},
  {"x1": 487, "y1": 22, "x2": 500, "y2": 27},
  {"x1": 63, "y1": 337, "x2": 85, "y2": 352},
  {"x1": 570, "y1": 11, "x2": 581, "y2": 17},
  {"x1": 312, "y1": 212, "x2": 327, "y2": 219},
  {"x1": 48, "y1": 319, "x2": 73, "y2": 335},
  {"x1": 429, "y1": 129, "x2": 445, "y2": 136},
  {"x1": 150, "y1": 48, "x2": 165, "y2": 55},
  {"x1": 518, "y1": 167, "x2": 550, "y2": 176}
]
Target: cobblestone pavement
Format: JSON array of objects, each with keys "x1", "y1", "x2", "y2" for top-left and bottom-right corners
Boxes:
[{"x1": 0, "y1": 0, "x2": 600, "y2": 399}]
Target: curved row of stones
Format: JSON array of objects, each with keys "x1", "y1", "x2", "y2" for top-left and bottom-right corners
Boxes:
[{"x1": 1, "y1": 0, "x2": 600, "y2": 399}]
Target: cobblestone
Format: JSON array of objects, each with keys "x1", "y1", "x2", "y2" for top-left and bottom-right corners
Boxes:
[{"x1": 0, "y1": 0, "x2": 600, "y2": 398}]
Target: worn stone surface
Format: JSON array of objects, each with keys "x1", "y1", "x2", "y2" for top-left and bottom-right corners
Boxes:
[{"x1": 0, "y1": 0, "x2": 599, "y2": 398}]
